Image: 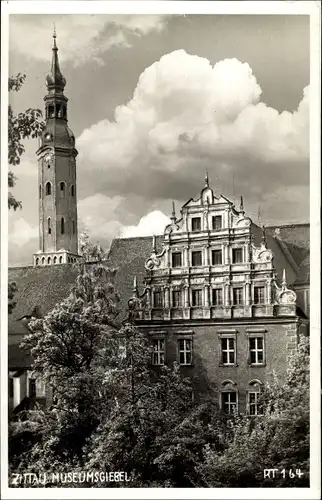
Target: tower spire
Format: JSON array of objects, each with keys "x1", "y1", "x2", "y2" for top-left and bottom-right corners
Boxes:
[{"x1": 46, "y1": 28, "x2": 66, "y2": 92}]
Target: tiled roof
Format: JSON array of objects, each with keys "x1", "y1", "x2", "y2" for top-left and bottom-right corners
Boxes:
[
  {"x1": 9, "y1": 264, "x2": 79, "y2": 337},
  {"x1": 8, "y1": 225, "x2": 309, "y2": 343},
  {"x1": 266, "y1": 224, "x2": 309, "y2": 268}
]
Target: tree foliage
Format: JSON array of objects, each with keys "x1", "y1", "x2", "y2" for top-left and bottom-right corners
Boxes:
[
  {"x1": 10, "y1": 235, "x2": 310, "y2": 487},
  {"x1": 8, "y1": 73, "x2": 45, "y2": 210},
  {"x1": 197, "y1": 335, "x2": 310, "y2": 488}
]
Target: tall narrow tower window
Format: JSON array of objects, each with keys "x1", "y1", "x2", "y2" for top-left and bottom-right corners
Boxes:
[
  {"x1": 71, "y1": 185, "x2": 75, "y2": 197},
  {"x1": 60, "y1": 182, "x2": 65, "y2": 197},
  {"x1": 61, "y1": 217, "x2": 65, "y2": 234},
  {"x1": 45, "y1": 182, "x2": 52, "y2": 195},
  {"x1": 47, "y1": 217, "x2": 51, "y2": 234},
  {"x1": 39, "y1": 185, "x2": 42, "y2": 198}
]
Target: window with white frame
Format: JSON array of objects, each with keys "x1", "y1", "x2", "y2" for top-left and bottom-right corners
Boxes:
[
  {"x1": 172, "y1": 290, "x2": 182, "y2": 307},
  {"x1": 248, "y1": 391, "x2": 263, "y2": 416},
  {"x1": 191, "y1": 217, "x2": 201, "y2": 232},
  {"x1": 249, "y1": 337, "x2": 264, "y2": 365},
  {"x1": 172, "y1": 252, "x2": 182, "y2": 268},
  {"x1": 191, "y1": 289, "x2": 202, "y2": 307},
  {"x1": 221, "y1": 391, "x2": 237, "y2": 414},
  {"x1": 232, "y1": 248, "x2": 243, "y2": 263},
  {"x1": 212, "y1": 249, "x2": 222, "y2": 265},
  {"x1": 212, "y1": 288, "x2": 223, "y2": 306},
  {"x1": 191, "y1": 250, "x2": 202, "y2": 266},
  {"x1": 232, "y1": 287, "x2": 243, "y2": 305},
  {"x1": 212, "y1": 215, "x2": 222, "y2": 230},
  {"x1": 152, "y1": 339, "x2": 165, "y2": 366},
  {"x1": 254, "y1": 286, "x2": 265, "y2": 304},
  {"x1": 221, "y1": 337, "x2": 236, "y2": 365},
  {"x1": 178, "y1": 338, "x2": 192, "y2": 365},
  {"x1": 153, "y1": 290, "x2": 163, "y2": 308}
]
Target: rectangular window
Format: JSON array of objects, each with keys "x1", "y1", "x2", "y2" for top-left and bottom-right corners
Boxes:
[
  {"x1": 232, "y1": 248, "x2": 243, "y2": 263},
  {"x1": 212, "y1": 288, "x2": 223, "y2": 306},
  {"x1": 212, "y1": 215, "x2": 222, "y2": 230},
  {"x1": 254, "y1": 286, "x2": 265, "y2": 304},
  {"x1": 178, "y1": 339, "x2": 192, "y2": 365},
  {"x1": 192, "y1": 289, "x2": 202, "y2": 307},
  {"x1": 191, "y1": 251, "x2": 202, "y2": 266},
  {"x1": 172, "y1": 290, "x2": 182, "y2": 307},
  {"x1": 152, "y1": 339, "x2": 165, "y2": 366},
  {"x1": 233, "y1": 287, "x2": 243, "y2": 305},
  {"x1": 222, "y1": 391, "x2": 237, "y2": 414},
  {"x1": 212, "y1": 249, "x2": 222, "y2": 265},
  {"x1": 249, "y1": 337, "x2": 264, "y2": 364},
  {"x1": 191, "y1": 217, "x2": 201, "y2": 232},
  {"x1": 248, "y1": 392, "x2": 263, "y2": 416},
  {"x1": 172, "y1": 252, "x2": 182, "y2": 268},
  {"x1": 221, "y1": 337, "x2": 236, "y2": 365},
  {"x1": 153, "y1": 291, "x2": 163, "y2": 308}
]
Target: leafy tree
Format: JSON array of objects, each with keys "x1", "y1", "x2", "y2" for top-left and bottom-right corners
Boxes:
[
  {"x1": 8, "y1": 282, "x2": 17, "y2": 314},
  {"x1": 197, "y1": 335, "x2": 310, "y2": 488},
  {"x1": 8, "y1": 73, "x2": 44, "y2": 210},
  {"x1": 11, "y1": 239, "x2": 120, "y2": 473}
]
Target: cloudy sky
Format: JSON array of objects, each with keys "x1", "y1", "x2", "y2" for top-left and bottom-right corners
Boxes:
[{"x1": 8, "y1": 13, "x2": 310, "y2": 266}]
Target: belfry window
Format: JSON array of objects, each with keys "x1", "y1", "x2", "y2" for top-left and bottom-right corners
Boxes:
[
  {"x1": 47, "y1": 217, "x2": 51, "y2": 235},
  {"x1": 60, "y1": 182, "x2": 65, "y2": 197},
  {"x1": 45, "y1": 182, "x2": 51, "y2": 195},
  {"x1": 61, "y1": 218, "x2": 65, "y2": 235}
]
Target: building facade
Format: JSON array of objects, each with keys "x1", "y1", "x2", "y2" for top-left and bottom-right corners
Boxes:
[
  {"x1": 33, "y1": 32, "x2": 79, "y2": 267},
  {"x1": 130, "y1": 176, "x2": 308, "y2": 413},
  {"x1": 8, "y1": 36, "x2": 310, "y2": 416}
]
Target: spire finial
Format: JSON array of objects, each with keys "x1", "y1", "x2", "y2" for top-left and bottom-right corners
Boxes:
[
  {"x1": 171, "y1": 201, "x2": 176, "y2": 222},
  {"x1": 240, "y1": 196, "x2": 244, "y2": 212},
  {"x1": 133, "y1": 275, "x2": 138, "y2": 297},
  {"x1": 152, "y1": 235, "x2": 156, "y2": 253},
  {"x1": 261, "y1": 225, "x2": 267, "y2": 248},
  {"x1": 205, "y1": 170, "x2": 209, "y2": 188},
  {"x1": 282, "y1": 268, "x2": 287, "y2": 287},
  {"x1": 53, "y1": 23, "x2": 57, "y2": 48}
]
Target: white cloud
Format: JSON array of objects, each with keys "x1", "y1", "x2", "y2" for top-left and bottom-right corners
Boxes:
[
  {"x1": 78, "y1": 193, "x2": 125, "y2": 242},
  {"x1": 121, "y1": 211, "x2": 171, "y2": 238},
  {"x1": 77, "y1": 50, "x2": 309, "y2": 180},
  {"x1": 9, "y1": 217, "x2": 38, "y2": 247},
  {"x1": 9, "y1": 14, "x2": 168, "y2": 67}
]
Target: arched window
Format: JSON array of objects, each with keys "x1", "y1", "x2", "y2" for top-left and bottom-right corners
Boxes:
[
  {"x1": 42, "y1": 257, "x2": 45, "y2": 265},
  {"x1": 68, "y1": 257, "x2": 71, "y2": 263},
  {"x1": 71, "y1": 185, "x2": 75, "y2": 197},
  {"x1": 48, "y1": 257, "x2": 51, "y2": 265},
  {"x1": 45, "y1": 182, "x2": 51, "y2": 195},
  {"x1": 47, "y1": 217, "x2": 51, "y2": 234},
  {"x1": 35, "y1": 258, "x2": 39, "y2": 266},
  {"x1": 60, "y1": 182, "x2": 65, "y2": 197},
  {"x1": 53, "y1": 256, "x2": 57, "y2": 264},
  {"x1": 59, "y1": 256, "x2": 63, "y2": 264},
  {"x1": 72, "y1": 220, "x2": 75, "y2": 234},
  {"x1": 61, "y1": 218, "x2": 65, "y2": 234},
  {"x1": 39, "y1": 185, "x2": 42, "y2": 199}
]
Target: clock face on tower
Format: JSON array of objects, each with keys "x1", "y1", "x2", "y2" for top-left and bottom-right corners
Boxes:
[
  {"x1": 44, "y1": 151, "x2": 54, "y2": 165},
  {"x1": 44, "y1": 150, "x2": 54, "y2": 164}
]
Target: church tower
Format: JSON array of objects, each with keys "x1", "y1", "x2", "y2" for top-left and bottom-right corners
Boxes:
[{"x1": 33, "y1": 31, "x2": 79, "y2": 266}]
